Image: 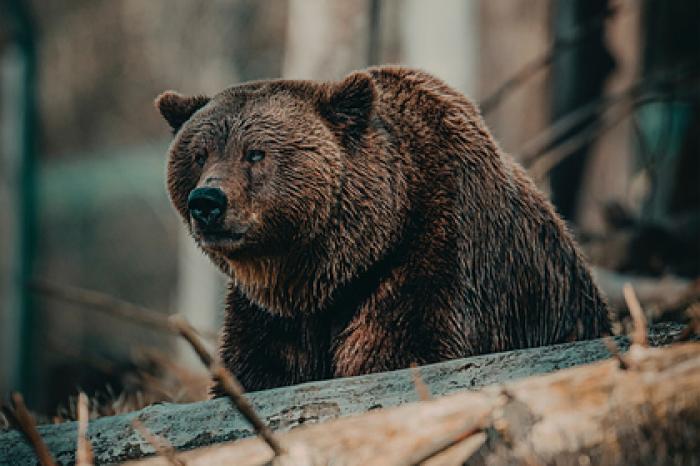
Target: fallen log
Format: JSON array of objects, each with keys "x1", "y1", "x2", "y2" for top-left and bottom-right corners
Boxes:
[
  {"x1": 128, "y1": 340, "x2": 700, "y2": 466},
  {"x1": 0, "y1": 323, "x2": 688, "y2": 465}
]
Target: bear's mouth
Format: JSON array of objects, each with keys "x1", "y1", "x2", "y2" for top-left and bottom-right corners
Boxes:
[{"x1": 197, "y1": 230, "x2": 246, "y2": 252}]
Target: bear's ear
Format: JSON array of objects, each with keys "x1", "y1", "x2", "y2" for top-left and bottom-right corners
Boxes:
[
  {"x1": 154, "y1": 91, "x2": 210, "y2": 133},
  {"x1": 319, "y1": 72, "x2": 376, "y2": 137}
]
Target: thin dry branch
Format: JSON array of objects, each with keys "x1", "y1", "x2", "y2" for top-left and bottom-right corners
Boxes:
[
  {"x1": 33, "y1": 279, "x2": 218, "y2": 341},
  {"x1": 132, "y1": 420, "x2": 185, "y2": 466},
  {"x1": 519, "y1": 92, "x2": 617, "y2": 163},
  {"x1": 676, "y1": 303, "x2": 700, "y2": 342},
  {"x1": 410, "y1": 363, "x2": 432, "y2": 401},
  {"x1": 168, "y1": 316, "x2": 215, "y2": 368},
  {"x1": 623, "y1": 283, "x2": 648, "y2": 347},
  {"x1": 212, "y1": 367, "x2": 286, "y2": 457},
  {"x1": 76, "y1": 393, "x2": 94, "y2": 466},
  {"x1": 1, "y1": 393, "x2": 57, "y2": 466},
  {"x1": 399, "y1": 414, "x2": 489, "y2": 466},
  {"x1": 677, "y1": 321, "x2": 699, "y2": 342},
  {"x1": 169, "y1": 316, "x2": 286, "y2": 457},
  {"x1": 479, "y1": 2, "x2": 621, "y2": 115},
  {"x1": 527, "y1": 97, "x2": 636, "y2": 181},
  {"x1": 602, "y1": 336, "x2": 629, "y2": 369},
  {"x1": 519, "y1": 60, "x2": 699, "y2": 180}
]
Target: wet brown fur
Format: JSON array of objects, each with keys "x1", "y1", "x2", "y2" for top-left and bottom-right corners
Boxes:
[{"x1": 156, "y1": 66, "x2": 610, "y2": 392}]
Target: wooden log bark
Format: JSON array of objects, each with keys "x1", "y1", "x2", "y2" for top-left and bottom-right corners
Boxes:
[
  {"x1": 0, "y1": 323, "x2": 688, "y2": 465},
  {"x1": 128, "y1": 340, "x2": 700, "y2": 466}
]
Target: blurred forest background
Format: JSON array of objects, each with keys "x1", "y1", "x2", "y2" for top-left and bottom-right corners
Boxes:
[{"x1": 0, "y1": 0, "x2": 698, "y2": 419}]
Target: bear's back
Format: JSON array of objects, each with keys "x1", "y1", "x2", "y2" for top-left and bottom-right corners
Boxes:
[{"x1": 364, "y1": 66, "x2": 611, "y2": 352}]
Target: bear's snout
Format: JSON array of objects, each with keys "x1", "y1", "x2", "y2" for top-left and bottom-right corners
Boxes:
[{"x1": 188, "y1": 187, "x2": 227, "y2": 231}]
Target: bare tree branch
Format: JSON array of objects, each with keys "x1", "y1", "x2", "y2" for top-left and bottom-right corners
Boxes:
[
  {"x1": 33, "y1": 279, "x2": 218, "y2": 341},
  {"x1": 170, "y1": 316, "x2": 286, "y2": 457},
  {"x1": 1, "y1": 393, "x2": 56, "y2": 466}
]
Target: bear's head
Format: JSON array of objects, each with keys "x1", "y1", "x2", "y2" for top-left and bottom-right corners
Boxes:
[{"x1": 156, "y1": 72, "x2": 406, "y2": 316}]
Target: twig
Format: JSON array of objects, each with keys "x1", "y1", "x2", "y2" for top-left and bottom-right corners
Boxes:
[
  {"x1": 170, "y1": 316, "x2": 286, "y2": 457},
  {"x1": 676, "y1": 322, "x2": 699, "y2": 342},
  {"x1": 399, "y1": 413, "x2": 490, "y2": 466},
  {"x1": 169, "y1": 316, "x2": 215, "y2": 367},
  {"x1": 526, "y1": 91, "x2": 686, "y2": 181},
  {"x1": 518, "y1": 90, "x2": 626, "y2": 165},
  {"x1": 676, "y1": 304, "x2": 700, "y2": 342},
  {"x1": 602, "y1": 336, "x2": 629, "y2": 369},
  {"x1": 527, "y1": 96, "x2": 636, "y2": 181},
  {"x1": 480, "y1": 2, "x2": 621, "y2": 115},
  {"x1": 410, "y1": 363, "x2": 432, "y2": 401},
  {"x1": 518, "y1": 60, "x2": 700, "y2": 179},
  {"x1": 76, "y1": 393, "x2": 94, "y2": 466},
  {"x1": 0, "y1": 393, "x2": 57, "y2": 466},
  {"x1": 623, "y1": 283, "x2": 648, "y2": 347},
  {"x1": 212, "y1": 366, "x2": 286, "y2": 456},
  {"x1": 33, "y1": 279, "x2": 218, "y2": 341},
  {"x1": 132, "y1": 419, "x2": 185, "y2": 466}
]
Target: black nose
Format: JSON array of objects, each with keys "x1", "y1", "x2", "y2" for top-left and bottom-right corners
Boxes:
[{"x1": 187, "y1": 187, "x2": 227, "y2": 230}]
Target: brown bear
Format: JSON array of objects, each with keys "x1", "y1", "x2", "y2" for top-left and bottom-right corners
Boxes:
[{"x1": 156, "y1": 66, "x2": 610, "y2": 392}]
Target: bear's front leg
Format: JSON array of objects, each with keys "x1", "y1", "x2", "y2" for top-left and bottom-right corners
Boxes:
[
  {"x1": 332, "y1": 313, "x2": 416, "y2": 377},
  {"x1": 217, "y1": 287, "x2": 332, "y2": 393},
  {"x1": 331, "y1": 275, "x2": 470, "y2": 377}
]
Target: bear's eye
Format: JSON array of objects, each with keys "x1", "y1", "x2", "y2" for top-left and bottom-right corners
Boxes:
[
  {"x1": 245, "y1": 149, "x2": 265, "y2": 163},
  {"x1": 194, "y1": 151, "x2": 207, "y2": 168}
]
